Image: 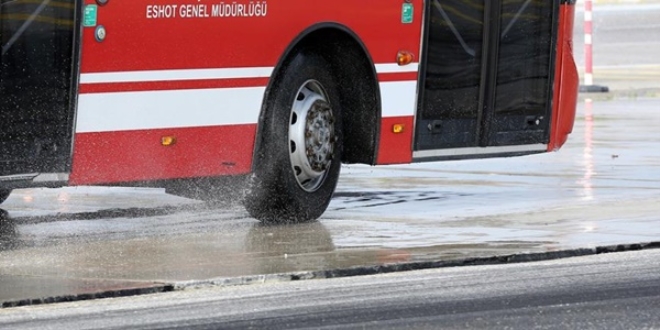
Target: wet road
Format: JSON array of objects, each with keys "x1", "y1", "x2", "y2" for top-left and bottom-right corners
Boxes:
[
  {"x1": 1, "y1": 97, "x2": 660, "y2": 306},
  {"x1": 1, "y1": 247, "x2": 659, "y2": 329}
]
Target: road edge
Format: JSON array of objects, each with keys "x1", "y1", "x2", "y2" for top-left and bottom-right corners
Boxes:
[
  {"x1": 173, "y1": 241, "x2": 660, "y2": 290},
  {"x1": 3, "y1": 241, "x2": 658, "y2": 309}
]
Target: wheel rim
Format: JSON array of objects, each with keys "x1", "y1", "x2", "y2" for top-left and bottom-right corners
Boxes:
[{"x1": 289, "y1": 80, "x2": 336, "y2": 192}]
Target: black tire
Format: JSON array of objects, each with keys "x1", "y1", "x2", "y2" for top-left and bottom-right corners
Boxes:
[
  {"x1": 0, "y1": 190, "x2": 11, "y2": 205},
  {"x1": 244, "y1": 50, "x2": 343, "y2": 223}
]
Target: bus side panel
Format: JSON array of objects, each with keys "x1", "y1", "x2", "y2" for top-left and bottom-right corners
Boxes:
[
  {"x1": 374, "y1": 0, "x2": 424, "y2": 166},
  {"x1": 69, "y1": 126, "x2": 256, "y2": 185},
  {"x1": 69, "y1": 0, "x2": 422, "y2": 185},
  {"x1": 548, "y1": 2, "x2": 578, "y2": 152},
  {"x1": 375, "y1": 69, "x2": 421, "y2": 165},
  {"x1": 376, "y1": 116, "x2": 415, "y2": 164}
]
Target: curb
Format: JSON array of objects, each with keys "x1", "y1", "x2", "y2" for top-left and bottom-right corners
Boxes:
[
  {"x1": 6, "y1": 241, "x2": 658, "y2": 308},
  {"x1": 1, "y1": 285, "x2": 174, "y2": 309},
  {"x1": 581, "y1": 0, "x2": 660, "y2": 4},
  {"x1": 579, "y1": 87, "x2": 660, "y2": 101},
  {"x1": 173, "y1": 241, "x2": 660, "y2": 290}
]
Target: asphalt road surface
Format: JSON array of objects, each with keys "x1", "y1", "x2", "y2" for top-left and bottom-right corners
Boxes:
[{"x1": 1, "y1": 248, "x2": 659, "y2": 329}]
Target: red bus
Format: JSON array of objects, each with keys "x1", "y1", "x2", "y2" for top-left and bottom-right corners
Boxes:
[{"x1": 0, "y1": 0, "x2": 578, "y2": 222}]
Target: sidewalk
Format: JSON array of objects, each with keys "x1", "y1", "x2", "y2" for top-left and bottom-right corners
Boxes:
[
  {"x1": 574, "y1": 0, "x2": 660, "y2": 13},
  {"x1": 593, "y1": 0, "x2": 660, "y2": 3},
  {"x1": 577, "y1": 65, "x2": 660, "y2": 100}
]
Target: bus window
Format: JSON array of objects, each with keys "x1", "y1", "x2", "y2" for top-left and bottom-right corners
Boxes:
[
  {"x1": 415, "y1": 0, "x2": 559, "y2": 156},
  {"x1": 0, "y1": 0, "x2": 76, "y2": 176},
  {"x1": 416, "y1": 0, "x2": 484, "y2": 150}
]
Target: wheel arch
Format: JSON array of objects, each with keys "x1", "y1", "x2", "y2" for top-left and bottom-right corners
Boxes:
[{"x1": 253, "y1": 23, "x2": 382, "y2": 169}]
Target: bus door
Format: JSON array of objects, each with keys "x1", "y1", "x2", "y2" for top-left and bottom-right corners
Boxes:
[
  {"x1": 414, "y1": 0, "x2": 558, "y2": 159},
  {"x1": 0, "y1": 0, "x2": 78, "y2": 178}
]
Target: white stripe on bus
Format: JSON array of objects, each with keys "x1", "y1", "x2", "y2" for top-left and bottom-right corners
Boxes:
[
  {"x1": 76, "y1": 81, "x2": 416, "y2": 133},
  {"x1": 374, "y1": 63, "x2": 419, "y2": 74},
  {"x1": 79, "y1": 63, "x2": 419, "y2": 84},
  {"x1": 79, "y1": 67, "x2": 274, "y2": 84},
  {"x1": 380, "y1": 80, "x2": 417, "y2": 117},
  {"x1": 75, "y1": 87, "x2": 266, "y2": 133}
]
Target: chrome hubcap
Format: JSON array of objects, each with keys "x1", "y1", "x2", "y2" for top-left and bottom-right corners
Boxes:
[{"x1": 289, "y1": 80, "x2": 336, "y2": 192}]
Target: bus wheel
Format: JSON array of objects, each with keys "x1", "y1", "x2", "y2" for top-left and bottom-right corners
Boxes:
[
  {"x1": 0, "y1": 190, "x2": 12, "y2": 205},
  {"x1": 244, "y1": 50, "x2": 342, "y2": 223}
]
